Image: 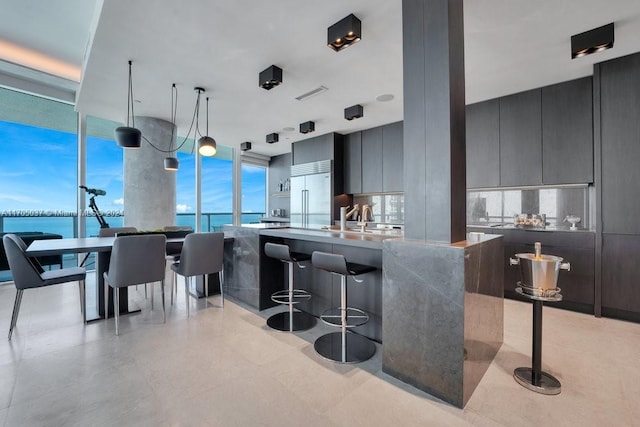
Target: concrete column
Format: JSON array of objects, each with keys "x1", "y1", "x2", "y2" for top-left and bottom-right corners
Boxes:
[
  {"x1": 402, "y1": 0, "x2": 466, "y2": 243},
  {"x1": 123, "y1": 116, "x2": 176, "y2": 230}
]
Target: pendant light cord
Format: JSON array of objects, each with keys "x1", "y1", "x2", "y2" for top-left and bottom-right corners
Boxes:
[{"x1": 127, "y1": 60, "x2": 135, "y2": 128}]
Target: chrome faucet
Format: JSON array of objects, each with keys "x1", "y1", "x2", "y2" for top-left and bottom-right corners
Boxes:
[
  {"x1": 361, "y1": 204, "x2": 373, "y2": 222},
  {"x1": 345, "y1": 204, "x2": 359, "y2": 219}
]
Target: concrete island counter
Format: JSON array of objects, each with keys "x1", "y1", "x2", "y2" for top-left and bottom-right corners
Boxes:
[{"x1": 222, "y1": 224, "x2": 504, "y2": 407}]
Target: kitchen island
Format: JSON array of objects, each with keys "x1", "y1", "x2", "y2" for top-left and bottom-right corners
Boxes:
[{"x1": 223, "y1": 224, "x2": 402, "y2": 342}]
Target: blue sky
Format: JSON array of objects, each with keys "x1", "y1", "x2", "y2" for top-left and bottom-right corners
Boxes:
[{"x1": 0, "y1": 120, "x2": 265, "y2": 214}]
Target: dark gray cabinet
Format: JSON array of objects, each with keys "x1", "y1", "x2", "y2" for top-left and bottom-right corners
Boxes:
[
  {"x1": 602, "y1": 234, "x2": 640, "y2": 321},
  {"x1": 480, "y1": 228, "x2": 595, "y2": 314},
  {"x1": 382, "y1": 121, "x2": 403, "y2": 192},
  {"x1": 292, "y1": 133, "x2": 338, "y2": 165},
  {"x1": 542, "y1": 77, "x2": 593, "y2": 185},
  {"x1": 361, "y1": 127, "x2": 383, "y2": 194},
  {"x1": 343, "y1": 131, "x2": 362, "y2": 194},
  {"x1": 466, "y1": 100, "x2": 500, "y2": 188},
  {"x1": 599, "y1": 53, "x2": 640, "y2": 234},
  {"x1": 499, "y1": 89, "x2": 542, "y2": 186}
]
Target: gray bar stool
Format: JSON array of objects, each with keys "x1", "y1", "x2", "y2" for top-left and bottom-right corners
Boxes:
[
  {"x1": 264, "y1": 242, "x2": 317, "y2": 332},
  {"x1": 311, "y1": 251, "x2": 376, "y2": 363}
]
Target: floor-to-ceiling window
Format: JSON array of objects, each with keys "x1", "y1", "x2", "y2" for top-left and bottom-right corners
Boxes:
[
  {"x1": 201, "y1": 145, "x2": 233, "y2": 231},
  {"x1": 241, "y1": 163, "x2": 267, "y2": 223}
]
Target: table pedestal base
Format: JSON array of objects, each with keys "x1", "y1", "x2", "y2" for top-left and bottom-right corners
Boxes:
[{"x1": 513, "y1": 367, "x2": 561, "y2": 395}]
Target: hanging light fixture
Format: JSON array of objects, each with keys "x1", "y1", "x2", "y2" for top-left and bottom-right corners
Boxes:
[
  {"x1": 114, "y1": 60, "x2": 142, "y2": 148},
  {"x1": 198, "y1": 93, "x2": 217, "y2": 156},
  {"x1": 163, "y1": 83, "x2": 179, "y2": 171}
]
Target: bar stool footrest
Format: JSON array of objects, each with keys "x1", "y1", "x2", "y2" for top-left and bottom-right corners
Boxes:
[
  {"x1": 271, "y1": 289, "x2": 311, "y2": 305},
  {"x1": 320, "y1": 307, "x2": 369, "y2": 328}
]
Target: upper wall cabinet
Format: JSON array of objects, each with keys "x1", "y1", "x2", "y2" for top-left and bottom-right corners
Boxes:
[
  {"x1": 343, "y1": 131, "x2": 362, "y2": 194},
  {"x1": 382, "y1": 121, "x2": 403, "y2": 192},
  {"x1": 361, "y1": 127, "x2": 384, "y2": 194},
  {"x1": 466, "y1": 99, "x2": 500, "y2": 188},
  {"x1": 542, "y1": 77, "x2": 593, "y2": 185},
  {"x1": 499, "y1": 89, "x2": 542, "y2": 187},
  {"x1": 599, "y1": 52, "x2": 640, "y2": 234}
]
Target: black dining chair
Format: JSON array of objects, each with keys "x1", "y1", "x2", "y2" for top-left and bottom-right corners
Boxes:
[
  {"x1": 170, "y1": 232, "x2": 225, "y2": 316},
  {"x1": 3, "y1": 234, "x2": 87, "y2": 340},
  {"x1": 103, "y1": 234, "x2": 167, "y2": 335}
]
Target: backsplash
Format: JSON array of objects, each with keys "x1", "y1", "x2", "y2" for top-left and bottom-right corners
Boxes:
[
  {"x1": 353, "y1": 193, "x2": 404, "y2": 225},
  {"x1": 467, "y1": 186, "x2": 590, "y2": 228}
]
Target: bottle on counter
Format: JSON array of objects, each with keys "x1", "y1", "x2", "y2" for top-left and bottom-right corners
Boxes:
[{"x1": 278, "y1": 180, "x2": 283, "y2": 192}]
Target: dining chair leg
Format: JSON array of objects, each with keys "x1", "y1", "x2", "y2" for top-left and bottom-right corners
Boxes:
[
  {"x1": 219, "y1": 270, "x2": 225, "y2": 308},
  {"x1": 150, "y1": 283, "x2": 154, "y2": 310},
  {"x1": 8, "y1": 289, "x2": 24, "y2": 340},
  {"x1": 161, "y1": 280, "x2": 166, "y2": 324},
  {"x1": 185, "y1": 276, "x2": 190, "y2": 317},
  {"x1": 205, "y1": 274, "x2": 209, "y2": 299},
  {"x1": 104, "y1": 282, "x2": 109, "y2": 320},
  {"x1": 169, "y1": 268, "x2": 174, "y2": 306},
  {"x1": 79, "y1": 280, "x2": 86, "y2": 323},
  {"x1": 114, "y1": 288, "x2": 120, "y2": 336},
  {"x1": 145, "y1": 283, "x2": 148, "y2": 299}
]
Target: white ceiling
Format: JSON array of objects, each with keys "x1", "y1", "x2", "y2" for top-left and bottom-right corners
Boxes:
[{"x1": 3, "y1": 0, "x2": 640, "y2": 158}]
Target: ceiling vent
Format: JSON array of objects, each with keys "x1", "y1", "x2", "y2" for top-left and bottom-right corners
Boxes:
[{"x1": 295, "y1": 86, "x2": 328, "y2": 101}]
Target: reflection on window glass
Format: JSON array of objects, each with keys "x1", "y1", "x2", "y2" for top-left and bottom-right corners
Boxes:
[
  {"x1": 241, "y1": 164, "x2": 266, "y2": 224},
  {"x1": 176, "y1": 151, "x2": 196, "y2": 229}
]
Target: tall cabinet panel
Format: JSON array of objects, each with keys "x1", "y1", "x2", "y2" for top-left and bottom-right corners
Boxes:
[
  {"x1": 343, "y1": 132, "x2": 362, "y2": 194},
  {"x1": 361, "y1": 127, "x2": 383, "y2": 194},
  {"x1": 601, "y1": 234, "x2": 640, "y2": 321},
  {"x1": 600, "y1": 53, "x2": 640, "y2": 234},
  {"x1": 466, "y1": 99, "x2": 500, "y2": 188},
  {"x1": 382, "y1": 121, "x2": 404, "y2": 192},
  {"x1": 499, "y1": 89, "x2": 542, "y2": 187},
  {"x1": 542, "y1": 77, "x2": 594, "y2": 185}
]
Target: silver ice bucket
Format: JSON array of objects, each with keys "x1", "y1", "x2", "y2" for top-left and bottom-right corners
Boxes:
[{"x1": 509, "y1": 242, "x2": 570, "y2": 293}]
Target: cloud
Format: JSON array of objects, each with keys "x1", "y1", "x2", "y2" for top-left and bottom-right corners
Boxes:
[
  {"x1": 113, "y1": 198, "x2": 124, "y2": 205},
  {"x1": 0, "y1": 193, "x2": 41, "y2": 204},
  {"x1": 176, "y1": 204, "x2": 192, "y2": 213}
]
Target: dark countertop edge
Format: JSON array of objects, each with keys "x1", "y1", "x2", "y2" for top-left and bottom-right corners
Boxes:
[{"x1": 467, "y1": 225, "x2": 595, "y2": 233}]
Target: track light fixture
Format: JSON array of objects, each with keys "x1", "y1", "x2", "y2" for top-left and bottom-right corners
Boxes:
[
  {"x1": 344, "y1": 104, "x2": 364, "y2": 120},
  {"x1": 571, "y1": 23, "x2": 614, "y2": 59},
  {"x1": 241, "y1": 142, "x2": 252, "y2": 151},
  {"x1": 266, "y1": 133, "x2": 279, "y2": 144},
  {"x1": 259, "y1": 65, "x2": 283, "y2": 90},
  {"x1": 328, "y1": 14, "x2": 361, "y2": 52},
  {"x1": 300, "y1": 121, "x2": 315, "y2": 134}
]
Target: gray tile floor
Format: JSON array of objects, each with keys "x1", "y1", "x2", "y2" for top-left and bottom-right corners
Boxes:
[{"x1": 0, "y1": 277, "x2": 638, "y2": 426}]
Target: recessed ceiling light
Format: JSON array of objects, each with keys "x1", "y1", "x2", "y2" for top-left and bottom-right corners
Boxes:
[{"x1": 376, "y1": 94, "x2": 394, "y2": 102}]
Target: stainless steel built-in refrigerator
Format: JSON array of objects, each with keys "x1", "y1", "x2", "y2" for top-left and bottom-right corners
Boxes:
[{"x1": 290, "y1": 160, "x2": 333, "y2": 228}]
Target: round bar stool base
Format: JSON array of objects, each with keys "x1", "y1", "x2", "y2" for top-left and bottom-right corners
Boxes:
[
  {"x1": 513, "y1": 367, "x2": 561, "y2": 395},
  {"x1": 314, "y1": 332, "x2": 376, "y2": 364},
  {"x1": 266, "y1": 311, "x2": 316, "y2": 332}
]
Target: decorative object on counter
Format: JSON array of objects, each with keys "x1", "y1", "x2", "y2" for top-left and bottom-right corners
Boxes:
[
  {"x1": 114, "y1": 60, "x2": 142, "y2": 149},
  {"x1": 266, "y1": 132, "x2": 279, "y2": 144},
  {"x1": 311, "y1": 251, "x2": 376, "y2": 363},
  {"x1": 514, "y1": 213, "x2": 546, "y2": 229},
  {"x1": 259, "y1": 65, "x2": 283, "y2": 90},
  {"x1": 564, "y1": 215, "x2": 581, "y2": 231},
  {"x1": 571, "y1": 22, "x2": 614, "y2": 59},
  {"x1": 510, "y1": 242, "x2": 569, "y2": 395},
  {"x1": 340, "y1": 206, "x2": 348, "y2": 231},
  {"x1": 197, "y1": 95, "x2": 217, "y2": 156},
  {"x1": 299, "y1": 120, "x2": 315, "y2": 134},
  {"x1": 344, "y1": 104, "x2": 364, "y2": 120},
  {"x1": 264, "y1": 243, "x2": 316, "y2": 332},
  {"x1": 327, "y1": 13, "x2": 361, "y2": 52},
  {"x1": 240, "y1": 141, "x2": 252, "y2": 151},
  {"x1": 270, "y1": 209, "x2": 286, "y2": 217}
]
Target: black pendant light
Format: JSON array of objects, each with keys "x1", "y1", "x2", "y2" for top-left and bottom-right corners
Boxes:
[
  {"x1": 198, "y1": 93, "x2": 217, "y2": 156},
  {"x1": 163, "y1": 83, "x2": 179, "y2": 171},
  {"x1": 115, "y1": 61, "x2": 142, "y2": 148}
]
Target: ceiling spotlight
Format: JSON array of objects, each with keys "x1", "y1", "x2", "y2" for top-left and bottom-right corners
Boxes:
[
  {"x1": 259, "y1": 65, "x2": 283, "y2": 90},
  {"x1": 328, "y1": 14, "x2": 361, "y2": 52},
  {"x1": 266, "y1": 133, "x2": 279, "y2": 144},
  {"x1": 376, "y1": 94, "x2": 394, "y2": 102},
  {"x1": 300, "y1": 121, "x2": 315, "y2": 134},
  {"x1": 344, "y1": 104, "x2": 364, "y2": 121},
  {"x1": 241, "y1": 142, "x2": 252, "y2": 151},
  {"x1": 571, "y1": 23, "x2": 614, "y2": 59}
]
